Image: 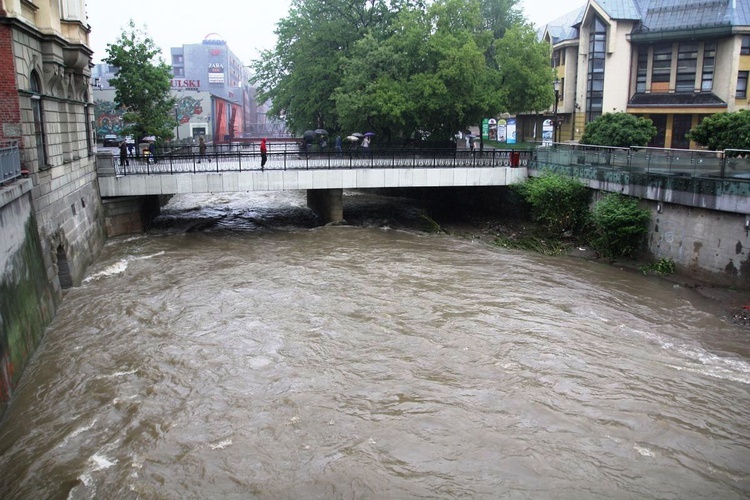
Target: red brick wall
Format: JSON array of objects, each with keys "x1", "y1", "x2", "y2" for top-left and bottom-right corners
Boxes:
[{"x1": 0, "y1": 24, "x2": 20, "y2": 142}]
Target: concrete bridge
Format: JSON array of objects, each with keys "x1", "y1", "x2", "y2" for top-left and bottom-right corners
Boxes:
[{"x1": 96, "y1": 147, "x2": 530, "y2": 225}]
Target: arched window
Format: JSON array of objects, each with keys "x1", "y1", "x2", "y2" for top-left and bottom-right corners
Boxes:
[
  {"x1": 30, "y1": 71, "x2": 48, "y2": 169},
  {"x1": 84, "y1": 91, "x2": 93, "y2": 155}
]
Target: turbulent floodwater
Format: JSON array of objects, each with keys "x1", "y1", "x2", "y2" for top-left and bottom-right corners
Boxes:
[{"x1": 1, "y1": 191, "x2": 750, "y2": 499}]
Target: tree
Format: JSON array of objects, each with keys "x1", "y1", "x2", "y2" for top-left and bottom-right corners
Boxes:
[
  {"x1": 580, "y1": 112, "x2": 657, "y2": 147},
  {"x1": 250, "y1": 0, "x2": 411, "y2": 135},
  {"x1": 251, "y1": 0, "x2": 545, "y2": 139},
  {"x1": 494, "y1": 23, "x2": 556, "y2": 114},
  {"x1": 334, "y1": 0, "x2": 504, "y2": 140},
  {"x1": 686, "y1": 110, "x2": 750, "y2": 151},
  {"x1": 105, "y1": 20, "x2": 176, "y2": 142}
]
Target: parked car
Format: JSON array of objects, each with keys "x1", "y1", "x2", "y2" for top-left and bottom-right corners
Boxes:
[{"x1": 103, "y1": 134, "x2": 120, "y2": 147}]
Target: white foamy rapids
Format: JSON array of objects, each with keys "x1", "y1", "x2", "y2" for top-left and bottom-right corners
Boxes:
[
  {"x1": 634, "y1": 444, "x2": 655, "y2": 457},
  {"x1": 95, "y1": 369, "x2": 137, "y2": 380},
  {"x1": 82, "y1": 259, "x2": 128, "y2": 283},
  {"x1": 672, "y1": 345, "x2": 750, "y2": 385},
  {"x1": 57, "y1": 418, "x2": 98, "y2": 448},
  {"x1": 209, "y1": 439, "x2": 232, "y2": 450},
  {"x1": 82, "y1": 252, "x2": 164, "y2": 283},
  {"x1": 89, "y1": 453, "x2": 117, "y2": 471},
  {"x1": 640, "y1": 329, "x2": 750, "y2": 384},
  {"x1": 164, "y1": 191, "x2": 307, "y2": 212},
  {"x1": 131, "y1": 251, "x2": 165, "y2": 261}
]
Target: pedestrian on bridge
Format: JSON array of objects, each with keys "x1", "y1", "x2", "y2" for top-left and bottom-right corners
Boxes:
[
  {"x1": 118, "y1": 140, "x2": 129, "y2": 167},
  {"x1": 148, "y1": 142, "x2": 158, "y2": 164},
  {"x1": 260, "y1": 138, "x2": 268, "y2": 169},
  {"x1": 198, "y1": 136, "x2": 209, "y2": 163}
]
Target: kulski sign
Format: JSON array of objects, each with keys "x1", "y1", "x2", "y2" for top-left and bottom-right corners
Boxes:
[{"x1": 171, "y1": 80, "x2": 201, "y2": 88}]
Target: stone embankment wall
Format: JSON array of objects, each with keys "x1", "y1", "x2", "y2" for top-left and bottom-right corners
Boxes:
[
  {"x1": 0, "y1": 174, "x2": 106, "y2": 418},
  {"x1": 0, "y1": 183, "x2": 55, "y2": 416}
]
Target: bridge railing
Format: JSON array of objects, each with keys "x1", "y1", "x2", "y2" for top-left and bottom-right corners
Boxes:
[
  {"x1": 0, "y1": 141, "x2": 21, "y2": 185},
  {"x1": 534, "y1": 143, "x2": 750, "y2": 180},
  {"x1": 109, "y1": 148, "x2": 533, "y2": 176}
]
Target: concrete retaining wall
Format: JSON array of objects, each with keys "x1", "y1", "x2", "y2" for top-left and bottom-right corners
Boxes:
[
  {"x1": 642, "y1": 199, "x2": 750, "y2": 288},
  {"x1": 0, "y1": 183, "x2": 55, "y2": 417}
]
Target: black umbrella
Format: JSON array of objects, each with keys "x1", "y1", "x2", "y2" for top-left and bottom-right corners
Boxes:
[
  {"x1": 303, "y1": 130, "x2": 316, "y2": 141},
  {"x1": 314, "y1": 128, "x2": 328, "y2": 135}
]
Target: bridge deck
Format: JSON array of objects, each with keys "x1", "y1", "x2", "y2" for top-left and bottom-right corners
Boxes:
[{"x1": 97, "y1": 149, "x2": 530, "y2": 197}]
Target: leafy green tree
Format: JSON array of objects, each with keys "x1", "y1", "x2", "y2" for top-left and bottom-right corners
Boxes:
[
  {"x1": 686, "y1": 110, "x2": 750, "y2": 151},
  {"x1": 514, "y1": 173, "x2": 590, "y2": 233},
  {"x1": 580, "y1": 112, "x2": 657, "y2": 147},
  {"x1": 104, "y1": 20, "x2": 176, "y2": 142},
  {"x1": 334, "y1": 0, "x2": 503, "y2": 140},
  {"x1": 481, "y1": 0, "x2": 523, "y2": 40},
  {"x1": 250, "y1": 0, "x2": 411, "y2": 135},
  {"x1": 589, "y1": 194, "x2": 650, "y2": 261},
  {"x1": 494, "y1": 23, "x2": 556, "y2": 114},
  {"x1": 252, "y1": 0, "x2": 547, "y2": 139}
]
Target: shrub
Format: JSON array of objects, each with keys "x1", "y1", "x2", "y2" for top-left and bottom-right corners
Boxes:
[
  {"x1": 580, "y1": 112, "x2": 657, "y2": 147},
  {"x1": 686, "y1": 110, "x2": 750, "y2": 151},
  {"x1": 513, "y1": 173, "x2": 590, "y2": 234},
  {"x1": 638, "y1": 258, "x2": 676, "y2": 276},
  {"x1": 589, "y1": 194, "x2": 650, "y2": 260}
]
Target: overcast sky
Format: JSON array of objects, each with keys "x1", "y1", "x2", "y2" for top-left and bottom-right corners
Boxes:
[{"x1": 86, "y1": 0, "x2": 584, "y2": 66}]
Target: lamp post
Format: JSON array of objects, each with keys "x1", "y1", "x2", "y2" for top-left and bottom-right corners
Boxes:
[{"x1": 553, "y1": 78, "x2": 560, "y2": 144}]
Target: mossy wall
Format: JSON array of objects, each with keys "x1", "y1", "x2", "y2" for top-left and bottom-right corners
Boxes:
[{"x1": 0, "y1": 193, "x2": 55, "y2": 418}]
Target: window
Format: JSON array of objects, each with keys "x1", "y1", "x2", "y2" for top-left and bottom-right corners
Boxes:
[
  {"x1": 701, "y1": 42, "x2": 715, "y2": 91},
  {"x1": 84, "y1": 91, "x2": 92, "y2": 155},
  {"x1": 551, "y1": 49, "x2": 565, "y2": 67},
  {"x1": 636, "y1": 49, "x2": 648, "y2": 92},
  {"x1": 59, "y1": 0, "x2": 84, "y2": 21},
  {"x1": 30, "y1": 71, "x2": 48, "y2": 169},
  {"x1": 586, "y1": 16, "x2": 607, "y2": 122},
  {"x1": 651, "y1": 44, "x2": 672, "y2": 88},
  {"x1": 742, "y1": 35, "x2": 750, "y2": 55},
  {"x1": 173, "y1": 54, "x2": 184, "y2": 64},
  {"x1": 737, "y1": 71, "x2": 749, "y2": 98},
  {"x1": 676, "y1": 43, "x2": 698, "y2": 92},
  {"x1": 173, "y1": 67, "x2": 184, "y2": 77}
]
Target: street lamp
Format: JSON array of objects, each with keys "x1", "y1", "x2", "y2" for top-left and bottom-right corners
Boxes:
[{"x1": 553, "y1": 78, "x2": 561, "y2": 143}]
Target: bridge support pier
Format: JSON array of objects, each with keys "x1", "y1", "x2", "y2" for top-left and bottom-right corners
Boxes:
[
  {"x1": 307, "y1": 188, "x2": 344, "y2": 224},
  {"x1": 102, "y1": 195, "x2": 162, "y2": 236}
]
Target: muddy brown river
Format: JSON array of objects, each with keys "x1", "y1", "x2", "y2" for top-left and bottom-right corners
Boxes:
[{"x1": 1, "y1": 191, "x2": 749, "y2": 499}]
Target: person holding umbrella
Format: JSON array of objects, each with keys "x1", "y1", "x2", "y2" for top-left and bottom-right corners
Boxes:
[{"x1": 362, "y1": 132, "x2": 375, "y2": 157}]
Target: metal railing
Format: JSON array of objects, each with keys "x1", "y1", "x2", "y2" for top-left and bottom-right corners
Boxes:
[
  {"x1": 533, "y1": 143, "x2": 750, "y2": 180},
  {"x1": 0, "y1": 141, "x2": 21, "y2": 184},
  {"x1": 108, "y1": 147, "x2": 532, "y2": 176}
]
